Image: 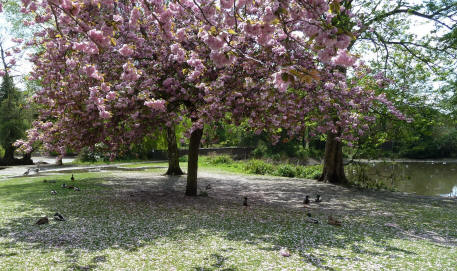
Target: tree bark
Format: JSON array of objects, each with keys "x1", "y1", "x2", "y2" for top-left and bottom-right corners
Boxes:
[
  {"x1": 55, "y1": 156, "x2": 63, "y2": 166},
  {"x1": 319, "y1": 131, "x2": 348, "y2": 184},
  {"x1": 20, "y1": 152, "x2": 33, "y2": 165},
  {"x1": 165, "y1": 125, "x2": 184, "y2": 176},
  {"x1": 1, "y1": 145, "x2": 15, "y2": 164},
  {"x1": 185, "y1": 127, "x2": 203, "y2": 196}
]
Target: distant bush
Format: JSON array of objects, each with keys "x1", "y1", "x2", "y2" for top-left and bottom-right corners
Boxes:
[
  {"x1": 207, "y1": 155, "x2": 234, "y2": 165},
  {"x1": 179, "y1": 155, "x2": 188, "y2": 162},
  {"x1": 78, "y1": 147, "x2": 100, "y2": 162},
  {"x1": 346, "y1": 163, "x2": 394, "y2": 190},
  {"x1": 275, "y1": 164, "x2": 297, "y2": 177},
  {"x1": 244, "y1": 159, "x2": 275, "y2": 175},
  {"x1": 296, "y1": 165, "x2": 322, "y2": 180}
]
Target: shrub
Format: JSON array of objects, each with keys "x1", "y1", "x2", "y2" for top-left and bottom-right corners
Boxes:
[
  {"x1": 208, "y1": 155, "x2": 234, "y2": 165},
  {"x1": 244, "y1": 159, "x2": 275, "y2": 175},
  {"x1": 296, "y1": 165, "x2": 322, "y2": 180},
  {"x1": 78, "y1": 147, "x2": 99, "y2": 162},
  {"x1": 179, "y1": 155, "x2": 188, "y2": 162},
  {"x1": 275, "y1": 164, "x2": 297, "y2": 177}
]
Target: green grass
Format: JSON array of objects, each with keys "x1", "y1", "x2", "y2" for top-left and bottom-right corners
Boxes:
[{"x1": 0, "y1": 170, "x2": 456, "y2": 270}]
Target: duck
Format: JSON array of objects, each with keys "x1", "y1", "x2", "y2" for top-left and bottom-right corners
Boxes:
[
  {"x1": 205, "y1": 184, "x2": 212, "y2": 190},
  {"x1": 315, "y1": 194, "x2": 322, "y2": 203},
  {"x1": 303, "y1": 195, "x2": 310, "y2": 205},
  {"x1": 70, "y1": 174, "x2": 75, "y2": 181},
  {"x1": 53, "y1": 212, "x2": 65, "y2": 221},
  {"x1": 306, "y1": 212, "x2": 319, "y2": 224},
  {"x1": 50, "y1": 190, "x2": 57, "y2": 195},
  {"x1": 23, "y1": 168, "x2": 31, "y2": 176},
  {"x1": 61, "y1": 183, "x2": 67, "y2": 188},
  {"x1": 74, "y1": 187, "x2": 80, "y2": 191},
  {"x1": 243, "y1": 196, "x2": 248, "y2": 207},
  {"x1": 279, "y1": 247, "x2": 291, "y2": 257},
  {"x1": 35, "y1": 217, "x2": 49, "y2": 225},
  {"x1": 67, "y1": 185, "x2": 75, "y2": 189},
  {"x1": 328, "y1": 215, "x2": 342, "y2": 227}
]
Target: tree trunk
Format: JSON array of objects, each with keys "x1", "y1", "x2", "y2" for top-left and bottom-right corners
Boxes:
[
  {"x1": 55, "y1": 156, "x2": 63, "y2": 166},
  {"x1": 165, "y1": 125, "x2": 184, "y2": 176},
  {"x1": 20, "y1": 152, "x2": 34, "y2": 165},
  {"x1": 185, "y1": 127, "x2": 203, "y2": 196},
  {"x1": 319, "y1": 131, "x2": 348, "y2": 184},
  {"x1": 2, "y1": 145, "x2": 15, "y2": 164}
]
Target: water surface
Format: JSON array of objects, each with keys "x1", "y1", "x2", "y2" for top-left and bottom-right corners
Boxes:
[{"x1": 349, "y1": 161, "x2": 457, "y2": 197}]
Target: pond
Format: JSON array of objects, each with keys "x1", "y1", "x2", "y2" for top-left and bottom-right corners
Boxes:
[{"x1": 347, "y1": 161, "x2": 457, "y2": 197}]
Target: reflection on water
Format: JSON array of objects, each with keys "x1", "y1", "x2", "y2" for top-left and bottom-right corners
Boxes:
[
  {"x1": 347, "y1": 162, "x2": 457, "y2": 197},
  {"x1": 441, "y1": 186, "x2": 457, "y2": 198}
]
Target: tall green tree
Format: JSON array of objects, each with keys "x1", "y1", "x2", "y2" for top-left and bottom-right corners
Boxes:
[
  {"x1": 0, "y1": 40, "x2": 30, "y2": 165},
  {"x1": 321, "y1": 0, "x2": 457, "y2": 184}
]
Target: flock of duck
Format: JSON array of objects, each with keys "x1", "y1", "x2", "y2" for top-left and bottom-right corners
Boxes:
[
  {"x1": 243, "y1": 193, "x2": 341, "y2": 226},
  {"x1": 34, "y1": 174, "x2": 78, "y2": 225},
  {"x1": 34, "y1": 174, "x2": 342, "y2": 227}
]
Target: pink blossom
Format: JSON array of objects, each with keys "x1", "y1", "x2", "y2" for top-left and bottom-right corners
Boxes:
[
  {"x1": 106, "y1": 91, "x2": 116, "y2": 100},
  {"x1": 333, "y1": 49, "x2": 356, "y2": 67},
  {"x1": 220, "y1": 0, "x2": 234, "y2": 9},
  {"x1": 119, "y1": 44, "x2": 134, "y2": 57},
  {"x1": 88, "y1": 29, "x2": 110, "y2": 47},
  {"x1": 145, "y1": 99, "x2": 166, "y2": 112},
  {"x1": 113, "y1": 14, "x2": 123, "y2": 23}
]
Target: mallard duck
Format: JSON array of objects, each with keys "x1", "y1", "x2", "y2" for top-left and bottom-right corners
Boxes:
[
  {"x1": 315, "y1": 194, "x2": 321, "y2": 203},
  {"x1": 53, "y1": 212, "x2": 65, "y2": 221},
  {"x1": 243, "y1": 197, "x2": 248, "y2": 206},
  {"x1": 35, "y1": 217, "x2": 49, "y2": 225},
  {"x1": 61, "y1": 183, "x2": 67, "y2": 188},
  {"x1": 303, "y1": 195, "x2": 310, "y2": 205},
  {"x1": 328, "y1": 215, "x2": 342, "y2": 226},
  {"x1": 205, "y1": 184, "x2": 212, "y2": 190},
  {"x1": 70, "y1": 174, "x2": 75, "y2": 181},
  {"x1": 306, "y1": 212, "x2": 319, "y2": 224},
  {"x1": 74, "y1": 187, "x2": 80, "y2": 191},
  {"x1": 50, "y1": 190, "x2": 57, "y2": 195}
]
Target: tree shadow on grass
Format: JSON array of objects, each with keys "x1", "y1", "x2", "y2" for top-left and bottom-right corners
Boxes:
[{"x1": 0, "y1": 173, "x2": 456, "y2": 270}]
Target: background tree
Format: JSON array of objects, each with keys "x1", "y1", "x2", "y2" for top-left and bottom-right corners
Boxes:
[
  {"x1": 0, "y1": 37, "x2": 31, "y2": 165},
  {"x1": 320, "y1": 0, "x2": 457, "y2": 184}
]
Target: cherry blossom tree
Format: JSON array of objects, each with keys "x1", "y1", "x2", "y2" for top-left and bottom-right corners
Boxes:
[{"x1": 14, "y1": 0, "x2": 405, "y2": 195}]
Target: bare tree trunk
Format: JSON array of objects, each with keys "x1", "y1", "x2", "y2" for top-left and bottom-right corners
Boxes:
[
  {"x1": 165, "y1": 125, "x2": 184, "y2": 175},
  {"x1": 185, "y1": 128, "x2": 203, "y2": 196},
  {"x1": 319, "y1": 131, "x2": 348, "y2": 184},
  {"x1": 55, "y1": 156, "x2": 63, "y2": 166},
  {"x1": 1, "y1": 145, "x2": 15, "y2": 164},
  {"x1": 20, "y1": 152, "x2": 33, "y2": 165}
]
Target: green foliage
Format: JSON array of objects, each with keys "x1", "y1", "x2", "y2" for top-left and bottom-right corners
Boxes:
[
  {"x1": 77, "y1": 147, "x2": 102, "y2": 162},
  {"x1": 243, "y1": 159, "x2": 276, "y2": 175},
  {"x1": 275, "y1": 164, "x2": 297, "y2": 177},
  {"x1": 346, "y1": 163, "x2": 395, "y2": 190},
  {"x1": 295, "y1": 165, "x2": 323, "y2": 180},
  {"x1": 179, "y1": 155, "x2": 188, "y2": 162},
  {"x1": 206, "y1": 154, "x2": 234, "y2": 165},
  {"x1": 0, "y1": 73, "x2": 28, "y2": 160}
]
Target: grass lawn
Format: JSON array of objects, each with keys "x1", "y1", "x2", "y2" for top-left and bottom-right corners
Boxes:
[{"x1": 0, "y1": 169, "x2": 456, "y2": 270}]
